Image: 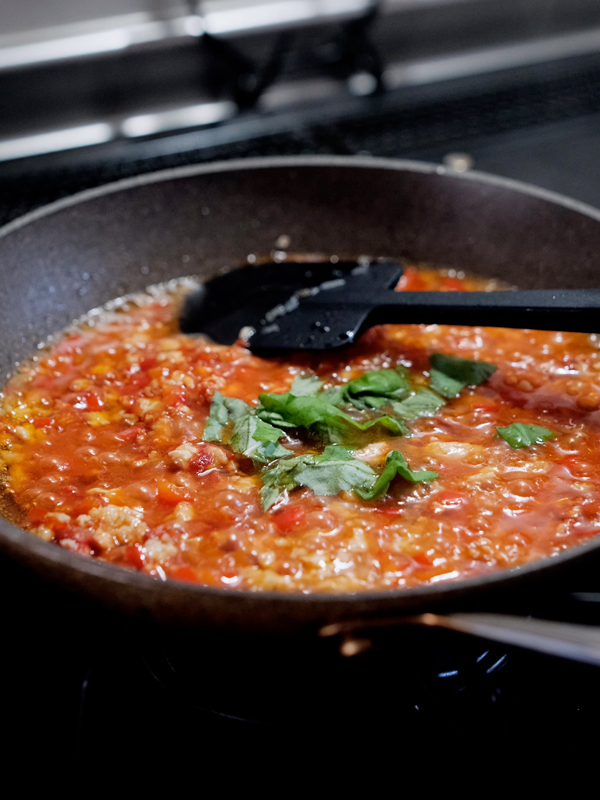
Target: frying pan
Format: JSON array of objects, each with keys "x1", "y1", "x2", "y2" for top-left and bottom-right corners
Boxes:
[{"x1": 2, "y1": 155, "x2": 600, "y2": 637}]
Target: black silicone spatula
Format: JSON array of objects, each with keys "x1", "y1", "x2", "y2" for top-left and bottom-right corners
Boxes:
[{"x1": 180, "y1": 259, "x2": 600, "y2": 353}]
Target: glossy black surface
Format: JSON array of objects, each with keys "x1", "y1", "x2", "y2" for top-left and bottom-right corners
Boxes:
[
  {"x1": 7, "y1": 552, "x2": 600, "y2": 785},
  {"x1": 250, "y1": 286, "x2": 600, "y2": 352},
  {"x1": 180, "y1": 258, "x2": 403, "y2": 345}
]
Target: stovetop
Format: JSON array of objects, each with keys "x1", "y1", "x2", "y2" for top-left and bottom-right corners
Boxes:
[
  {"x1": 3, "y1": 53, "x2": 600, "y2": 784},
  {"x1": 6, "y1": 552, "x2": 600, "y2": 785}
]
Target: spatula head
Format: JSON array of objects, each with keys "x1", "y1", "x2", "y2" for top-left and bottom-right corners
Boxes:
[{"x1": 180, "y1": 259, "x2": 403, "y2": 351}]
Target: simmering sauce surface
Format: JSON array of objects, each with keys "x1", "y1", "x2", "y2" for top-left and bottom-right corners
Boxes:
[{"x1": 2, "y1": 265, "x2": 600, "y2": 592}]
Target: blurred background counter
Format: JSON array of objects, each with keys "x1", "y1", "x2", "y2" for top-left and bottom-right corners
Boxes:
[{"x1": 2, "y1": 0, "x2": 600, "y2": 221}]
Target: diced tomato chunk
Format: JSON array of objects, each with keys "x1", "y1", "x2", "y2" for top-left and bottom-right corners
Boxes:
[
  {"x1": 378, "y1": 549, "x2": 411, "y2": 572},
  {"x1": 33, "y1": 417, "x2": 54, "y2": 428},
  {"x1": 71, "y1": 494, "x2": 109, "y2": 516},
  {"x1": 114, "y1": 425, "x2": 143, "y2": 443},
  {"x1": 375, "y1": 506, "x2": 404, "y2": 517},
  {"x1": 124, "y1": 544, "x2": 146, "y2": 570},
  {"x1": 412, "y1": 552, "x2": 434, "y2": 567},
  {"x1": 157, "y1": 479, "x2": 191, "y2": 505},
  {"x1": 139, "y1": 356, "x2": 157, "y2": 371},
  {"x1": 166, "y1": 388, "x2": 188, "y2": 407},
  {"x1": 189, "y1": 446, "x2": 214, "y2": 474},
  {"x1": 54, "y1": 525, "x2": 91, "y2": 544},
  {"x1": 273, "y1": 505, "x2": 306, "y2": 532},
  {"x1": 123, "y1": 372, "x2": 151, "y2": 393},
  {"x1": 72, "y1": 391, "x2": 103, "y2": 410},
  {"x1": 171, "y1": 566, "x2": 198, "y2": 583}
]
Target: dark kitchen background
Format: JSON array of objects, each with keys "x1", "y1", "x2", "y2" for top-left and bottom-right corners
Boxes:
[{"x1": 2, "y1": 0, "x2": 600, "y2": 786}]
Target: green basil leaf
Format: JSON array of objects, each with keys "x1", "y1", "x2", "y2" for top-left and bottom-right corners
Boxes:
[
  {"x1": 290, "y1": 375, "x2": 323, "y2": 396},
  {"x1": 261, "y1": 483, "x2": 286, "y2": 512},
  {"x1": 496, "y1": 423, "x2": 555, "y2": 449},
  {"x1": 260, "y1": 452, "x2": 376, "y2": 510},
  {"x1": 353, "y1": 414, "x2": 410, "y2": 437},
  {"x1": 260, "y1": 455, "x2": 310, "y2": 510},
  {"x1": 230, "y1": 412, "x2": 292, "y2": 463},
  {"x1": 258, "y1": 391, "x2": 405, "y2": 443},
  {"x1": 203, "y1": 393, "x2": 254, "y2": 442},
  {"x1": 255, "y1": 408, "x2": 297, "y2": 428},
  {"x1": 356, "y1": 450, "x2": 439, "y2": 500},
  {"x1": 429, "y1": 368, "x2": 465, "y2": 399},
  {"x1": 319, "y1": 386, "x2": 345, "y2": 406},
  {"x1": 252, "y1": 440, "x2": 293, "y2": 464},
  {"x1": 294, "y1": 458, "x2": 376, "y2": 497},
  {"x1": 203, "y1": 391, "x2": 229, "y2": 442},
  {"x1": 252, "y1": 417, "x2": 287, "y2": 443},
  {"x1": 315, "y1": 445, "x2": 355, "y2": 462},
  {"x1": 258, "y1": 392, "x2": 350, "y2": 434},
  {"x1": 222, "y1": 396, "x2": 252, "y2": 421},
  {"x1": 204, "y1": 392, "x2": 291, "y2": 462},
  {"x1": 390, "y1": 389, "x2": 445, "y2": 419},
  {"x1": 334, "y1": 368, "x2": 411, "y2": 412},
  {"x1": 429, "y1": 354, "x2": 497, "y2": 395},
  {"x1": 345, "y1": 369, "x2": 410, "y2": 398}
]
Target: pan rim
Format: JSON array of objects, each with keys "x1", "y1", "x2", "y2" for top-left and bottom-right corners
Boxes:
[
  {"x1": 2, "y1": 153, "x2": 600, "y2": 612},
  {"x1": 3, "y1": 154, "x2": 600, "y2": 240}
]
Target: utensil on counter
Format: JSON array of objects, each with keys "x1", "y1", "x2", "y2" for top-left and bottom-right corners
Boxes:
[{"x1": 180, "y1": 258, "x2": 600, "y2": 352}]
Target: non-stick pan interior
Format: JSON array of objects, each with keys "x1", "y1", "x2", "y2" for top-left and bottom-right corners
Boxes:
[
  {"x1": 2, "y1": 156, "x2": 600, "y2": 633},
  {"x1": 3, "y1": 157, "x2": 600, "y2": 376}
]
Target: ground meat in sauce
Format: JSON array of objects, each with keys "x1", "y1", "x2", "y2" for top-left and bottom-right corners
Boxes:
[{"x1": 2, "y1": 265, "x2": 600, "y2": 593}]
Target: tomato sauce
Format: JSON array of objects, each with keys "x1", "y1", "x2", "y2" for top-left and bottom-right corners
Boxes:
[{"x1": 2, "y1": 265, "x2": 600, "y2": 592}]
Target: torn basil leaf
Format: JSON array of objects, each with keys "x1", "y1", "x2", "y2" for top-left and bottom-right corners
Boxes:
[
  {"x1": 260, "y1": 452, "x2": 376, "y2": 510},
  {"x1": 203, "y1": 392, "x2": 291, "y2": 463},
  {"x1": 390, "y1": 389, "x2": 445, "y2": 419},
  {"x1": 202, "y1": 391, "x2": 230, "y2": 442},
  {"x1": 325, "y1": 367, "x2": 445, "y2": 424},
  {"x1": 230, "y1": 414, "x2": 292, "y2": 463},
  {"x1": 315, "y1": 445, "x2": 355, "y2": 461},
  {"x1": 294, "y1": 458, "x2": 377, "y2": 498},
  {"x1": 353, "y1": 414, "x2": 410, "y2": 437},
  {"x1": 319, "y1": 386, "x2": 346, "y2": 406},
  {"x1": 261, "y1": 446, "x2": 439, "y2": 509},
  {"x1": 255, "y1": 408, "x2": 297, "y2": 428},
  {"x1": 429, "y1": 369, "x2": 466, "y2": 399},
  {"x1": 496, "y1": 423, "x2": 555, "y2": 449},
  {"x1": 257, "y1": 391, "x2": 408, "y2": 443},
  {"x1": 429, "y1": 353, "x2": 497, "y2": 398},
  {"x1": 203, "y1": 392, "x2": 253, "y2": 442},
  {"x1": 258, "y1": 392, "x2": 352, "y2": 440},
  {"x1": 290, "y1": 374, "x2": 323, "y2": 396},
  {"x1": 326, "y1": 368, "x2": 411, "y2": 412},
  {"x1": 345, "y1": 368, "x2": 409, "y2": 398},
  {"x1": 355, "y1": 450, "x2": 439, "y2": 500}
]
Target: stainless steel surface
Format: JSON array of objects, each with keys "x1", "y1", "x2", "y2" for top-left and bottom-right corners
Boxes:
[
  {"x1": 3, "y1": 0, "x2": 600, "y2": 162},
  {"x1": 323, "y1": 612, "x2": 600, "y2": 667},
  {"x1": 432, "y1": 613, "x2": 600, "y2": 666}
]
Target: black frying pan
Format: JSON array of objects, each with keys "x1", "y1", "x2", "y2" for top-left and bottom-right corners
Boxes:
[{"x1": 2, "y1": 155, "x2": 600, "y2": 636}]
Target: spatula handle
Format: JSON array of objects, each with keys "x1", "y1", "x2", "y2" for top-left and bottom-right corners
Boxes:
[{"x1": 324, "y1": 289, "x2": 600, "y2": 332}]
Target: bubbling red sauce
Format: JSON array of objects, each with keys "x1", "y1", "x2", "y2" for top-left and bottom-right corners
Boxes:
[{"x1": 2, "y1": 265, "x2": 600, "y2": 592}]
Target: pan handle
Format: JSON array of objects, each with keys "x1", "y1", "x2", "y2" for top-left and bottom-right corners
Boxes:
[{"x1": 320, "y1": 612, "x2": 600, "y2": 666}]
